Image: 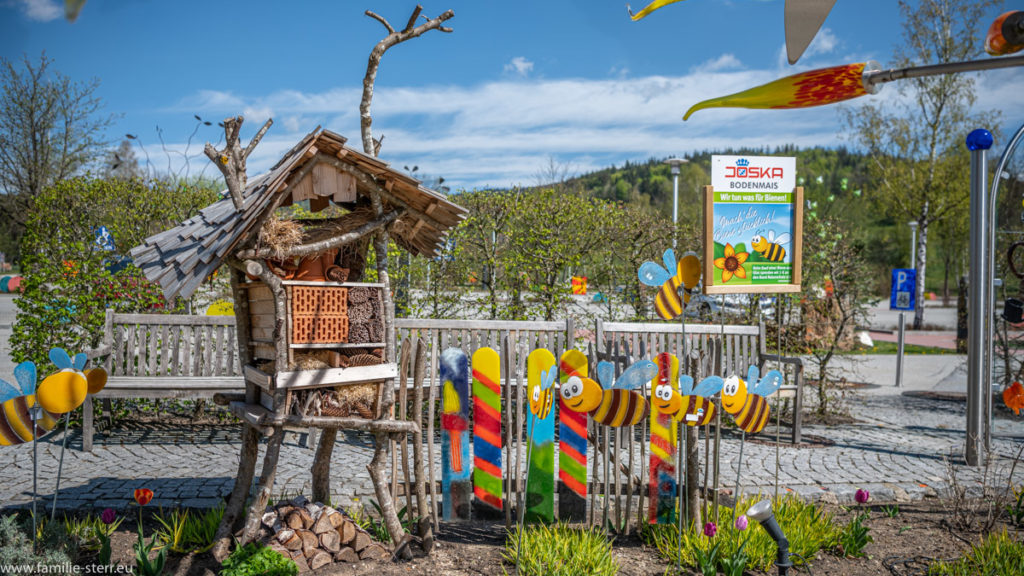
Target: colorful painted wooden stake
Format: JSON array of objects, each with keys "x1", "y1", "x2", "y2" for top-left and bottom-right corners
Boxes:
[
  {"x1": 525, "y1": 349, "x2": 556, "y2": 523},
  {"x1": 648, "y1": 353, "x2": 678, "y2": 524},
  {"x1": 440, "y1": 347, "x2": 471, "y2": 520},
  {"x1": 471, "y1": 347, "x2": 502, "y2": 518},
  {"x1": 557, "y1": 349, "x2": 589, "y2": 522}
]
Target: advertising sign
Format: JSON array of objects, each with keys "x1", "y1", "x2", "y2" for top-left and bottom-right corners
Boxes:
[
  {"x1": 704, "y1": 155, "x2": 803, "y2": 294},
  {"x1": 890, "y1": 269, "x2": 916, "y2": 311}
]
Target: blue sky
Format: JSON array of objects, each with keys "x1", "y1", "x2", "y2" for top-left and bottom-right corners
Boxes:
[{"x1": 2, "y1": 0, "x2": 1023, "y2": 191}]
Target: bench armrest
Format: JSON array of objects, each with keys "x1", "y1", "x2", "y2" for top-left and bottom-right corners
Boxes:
[
  {"x1": 760, "y1": 353, "x2": 803, "y2": 369},
  {"x1": 84, "y1": 344, "x2": 112, "y2": 361}
]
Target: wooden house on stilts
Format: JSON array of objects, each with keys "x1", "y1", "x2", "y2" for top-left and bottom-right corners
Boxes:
[{"x1": 130, "y1": 127, "x2": 467, "y2": 560}]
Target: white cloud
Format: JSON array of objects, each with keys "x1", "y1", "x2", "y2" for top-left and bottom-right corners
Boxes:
[
  {"x1": 695, "y1": 54, "x2": 742, "y2": 73},
  {"x1": 802, "y1": 27, "x2": 840, "y2": 59},
  {"x1": 156, "y1": 62, "x2": 1024, "y2": 192},
  {"x1": 503, "y1": 57, "x2": 534, "y2": 77},
  {"x1": 15, "y1": 0, "x2": 61, "y2": 21}
]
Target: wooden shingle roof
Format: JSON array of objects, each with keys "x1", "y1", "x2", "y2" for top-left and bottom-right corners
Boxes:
[{"x1": 131, "y1": 128, "x2": 468, "y2": 301}]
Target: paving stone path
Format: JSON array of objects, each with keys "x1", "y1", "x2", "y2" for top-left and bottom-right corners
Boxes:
[{"x1": 2, "y1": 393, "x2": 1021, "y2": 513}]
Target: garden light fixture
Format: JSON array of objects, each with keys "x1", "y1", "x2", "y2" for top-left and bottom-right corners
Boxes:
[{"x1": 747, "y1": 499, "x2": 793, "y2": 575}]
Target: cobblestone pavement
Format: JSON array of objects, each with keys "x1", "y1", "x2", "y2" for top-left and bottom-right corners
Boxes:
[{"x1": 2, "y1": 392, "x2": 1021, "y2": 513}]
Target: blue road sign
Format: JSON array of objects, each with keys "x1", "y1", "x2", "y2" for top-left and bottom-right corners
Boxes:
[{"x1": 890, "y1": 269, "x2": 916, "y2": 311}]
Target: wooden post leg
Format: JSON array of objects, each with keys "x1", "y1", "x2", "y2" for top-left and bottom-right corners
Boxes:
[
  {"x1": 368, "y1": 431, "x2": 411, "y2": 560},
  {"x1": 102, "y1": 399, "x2": 113, "y2": 428},
  {"x1": 312, "y1": 428, "x2": 337, "y2": 504},
  {"x1": 212, "y1": 425, "x2": 261, "y2": 561},
  {"x1": 82, "y1": 396, "x2": 94, "y2": 452},
  {"x1": 240, "y1": 427, "x2": 285, "y2": 546}
]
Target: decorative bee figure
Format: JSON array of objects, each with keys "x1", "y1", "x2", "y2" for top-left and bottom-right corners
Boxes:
[
  {"x1": 652, "y1": 373, "x2": 725, "y2": 427},
  {"x1": 639, "y1": 249, "x2": 702, "y2": 320},
  {"x1": 721, "y1": 365, "x2": 783, "y2": 435},
  {"x1": 561, "y1": 359, "x2": 655, "y2": 427},
  {"x1": 750, "y1": 231, "x2": 792, "y2": 263},
  {"x1": 0, "y1": 361, "x2": 60, "y2": 446},
  {"x1": 530, "y1": 365, "x2": 557, "y2": 420}
]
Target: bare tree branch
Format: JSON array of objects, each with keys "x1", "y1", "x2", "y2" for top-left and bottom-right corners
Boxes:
[
  {"x1": 360, "y1": 5, "x2": 454, "y2": 156},
  {"x1": 203, "y1": 115, "x2": 273, "y2": 210}
]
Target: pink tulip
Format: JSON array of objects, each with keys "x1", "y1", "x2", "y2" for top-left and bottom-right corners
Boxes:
[
  {"x1": 703, "y1": 521, "x2": 717, "y2": 538},
  {"x1": 734, "y1": 515, "x2": 749, "y2": 531}
]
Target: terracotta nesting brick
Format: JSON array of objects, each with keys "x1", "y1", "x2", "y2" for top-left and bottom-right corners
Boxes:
[{"x1": 292, "y1": 286, "x2": 349, "y2": 316}]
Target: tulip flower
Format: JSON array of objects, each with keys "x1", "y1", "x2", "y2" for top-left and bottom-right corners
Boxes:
[
  {"x1": 855, "y1": 488, "x2": 870, "y2": 505},
  {"x1": 703, "y1": 521, "x2": 717, "y2": 538},
  {"x1": 734, "y1": 514, "x2": 749, "y2": 531}
]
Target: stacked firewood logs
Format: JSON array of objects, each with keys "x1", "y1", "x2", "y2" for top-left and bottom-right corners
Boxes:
[{"x1": 262, "y1": 497, "x2": 388, "y2": 572}]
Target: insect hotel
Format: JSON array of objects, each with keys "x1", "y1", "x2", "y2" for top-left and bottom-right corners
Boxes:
[{"x1": 130, "y1": 126, "x2": 466, "y2": 561}]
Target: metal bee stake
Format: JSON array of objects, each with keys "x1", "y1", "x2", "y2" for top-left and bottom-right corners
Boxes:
[
  {"x1": 29, "y1": 403, "x2": 42, "y2": 547},
  {"x1": 515, "y1": 414, "x2": 536, "y2": 572},
  {"x1": 51, "y1": 415, "x2": 71, "y2": 520},
  {"x1": 734, "y1": 430, "x2": 746, "y2": 516}
]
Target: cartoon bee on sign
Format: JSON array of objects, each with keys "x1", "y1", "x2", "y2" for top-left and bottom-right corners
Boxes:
[
  {"x1": 652, "y1": 374, "x2": 725, "y2": 427},
  {"x1": 639, "y1": 249, "x2": 702, "y2": 320},
  {"x1": 721, "y1": 365, "x2": 783, "y2": 435},
  {"x1": 750, "y1": 231, "x2": 791, "y2": 263},
  {"x1": 530, "y1": 365, "x2": 557, "y2": 419},
  {"x1": 561, "y1": 360, "x2": 655, "y2": 427}
]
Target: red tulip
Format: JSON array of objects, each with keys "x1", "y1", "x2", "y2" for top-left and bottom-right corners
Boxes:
[{"x1": 133, "y1": 488, "x2": 154, "y2": 506}]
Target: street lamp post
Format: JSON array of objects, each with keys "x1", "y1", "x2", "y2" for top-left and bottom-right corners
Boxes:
[{"x1": 665, "y1": 158, "x2": 689, "y2": 248}]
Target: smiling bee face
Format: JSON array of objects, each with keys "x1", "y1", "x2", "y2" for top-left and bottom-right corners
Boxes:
[
  {"x1": 652, "y1": 383, "x2": 682, "y2": 415},
  {"x1": 721, "y1": 375, "x2": 748, "y2": 415},
  {"x1": 560, "y1": 375, "x2": 602, "y2": 413}
]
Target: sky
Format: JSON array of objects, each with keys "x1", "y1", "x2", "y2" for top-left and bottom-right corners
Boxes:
[{"x1": 2, "y1": 0, "x2": 1023, "y2": 191}]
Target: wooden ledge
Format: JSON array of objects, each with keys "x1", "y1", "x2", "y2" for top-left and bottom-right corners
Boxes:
[{"x1": 228, "y1": 402, "x2": 418, "y2": 435}]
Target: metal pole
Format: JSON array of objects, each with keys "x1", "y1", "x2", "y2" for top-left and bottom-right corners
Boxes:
[
  {"x1": 673, "y1": 173, "x2": 679, "y2": 249},
  {"x1": 864, "y1": 54, "x2": 1024, "y2": 88},
  {"x1": 910, "y1": 223, "x2": 918, "y2": 271},
  {"x1": 986, "y1": 122, "x2": 1024, "y2": 453},
  {"x1": 966, "y1": 128, "x2": 993, "y2": 466},
  {"x1": 895, "y1": 312, "x2": 905, "y2": 388}
]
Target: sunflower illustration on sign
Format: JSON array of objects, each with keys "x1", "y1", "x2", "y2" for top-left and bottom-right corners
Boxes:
[{"x1": 713, "y1": 243, "x2": 749, "y2": 283}]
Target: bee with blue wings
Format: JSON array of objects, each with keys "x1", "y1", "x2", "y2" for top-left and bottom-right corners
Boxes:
[
  {"x1": 721, "y1": 365, "x2": 783, "y2": 435},
  {"x1": 1, "y1": 348, "x2": 107, "y2": 445},
  {"x1": 561, "y1": 359, "x2": 655, "y2": 427},
  {"x1": 638, "y1": 249, "x2": 702, "y2": 320},
  {"x1": 750, "y1": 231, "x2": 791, "y2": 263},
  {"x1": 652, "y1": 373, "x2": 725, "y2": 427}
]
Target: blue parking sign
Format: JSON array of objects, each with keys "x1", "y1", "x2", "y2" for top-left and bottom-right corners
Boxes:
[{"x1": 890, "y1": 269, "x2": 916, "y2": 311}]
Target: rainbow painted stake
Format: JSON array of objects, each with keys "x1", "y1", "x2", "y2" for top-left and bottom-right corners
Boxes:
[
  {"x1": 440, "y1": 348, "x2": 471, "y2": 521},
  {"x1": 557, "y1": 350, "x2": 589, "y2": 522},
  {"x1": 722, "y1": 365, "x2": 782, "y2": 511},
  {"x1": 561, "y1": 359, "x2": 655, "y2": 528},
  {"x1": 471, "y1": 347, "x2": 502, "y2": 518}
]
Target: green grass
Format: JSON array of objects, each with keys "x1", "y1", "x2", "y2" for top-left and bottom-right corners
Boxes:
[
  {"x1": 844, "y1": 340, "x2": 957, "y2": 355},
  {"x1": 504, "y1": 522, "x2": 618, "y2": 576},
  {"x1": 220, "y1": 542, "x2": 297, "y2": 576},
  {"x1": 643, "y1": 496, "x2": 841, "y2": 574},
  {"x1": 928, "y1": 529, "x2": 1024, "y2": 575}
]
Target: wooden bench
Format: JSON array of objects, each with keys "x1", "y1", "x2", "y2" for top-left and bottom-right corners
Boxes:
[
  {"x1": 596, "y1": 319, "x2": 805, "y2": 443},
  {"x1": 82, "y1": 310, "x2": 244, "y2": 451}
]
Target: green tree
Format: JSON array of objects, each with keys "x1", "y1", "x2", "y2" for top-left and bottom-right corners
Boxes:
[
  {"x1": 455, "y1": 189, "x2": 522, "y2": 319},
  {"x1": 11, "y1": 177, "x2": 218, "y2": 368},
  {"x1": 504, "y1": 187, "x2": 616, "y2": 320},
  {"x1": 0, "y1": 53, "x2": 114, "y2": 261},
  {"x1": 843, "y1": 0, "x2": 1001, "y2": 328},
  {"x1": 800, "y1": 215, "x2": 872, "y2": 416}
]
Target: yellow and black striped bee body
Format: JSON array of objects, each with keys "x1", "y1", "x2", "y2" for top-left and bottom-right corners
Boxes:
[
  {"x1": 640, "y1": 249, "x2": 702, "y2": 321},
  {"x1": 721, "y1": 368, "x2": 782, "y2": 435},
  {"x1": 592, "y1": 388, "x2": 648, "y2": 427},
  {"x1": 730, "y1": 394, "x2": 770, "y2": 434},
  {"x1": 677, "y1": 395, "x2": 716, "y2": 427},
  {"x1": 750, "y1": 232, "x2": 791, "y2": 263},
  {"x1": 0, "y1": 395, "x2": 60, "y2": 446}
]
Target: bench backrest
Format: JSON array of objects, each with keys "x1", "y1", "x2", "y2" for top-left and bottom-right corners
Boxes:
[
  {"x1": 596, "y1": 319, "x2": 764, "y2": 378},
  {"x1": 396, "y1": 318, "x2": 574, "y2": 387},
  {"x1": 103, "y1": 310, "x2": 242, "y2": 378}
]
